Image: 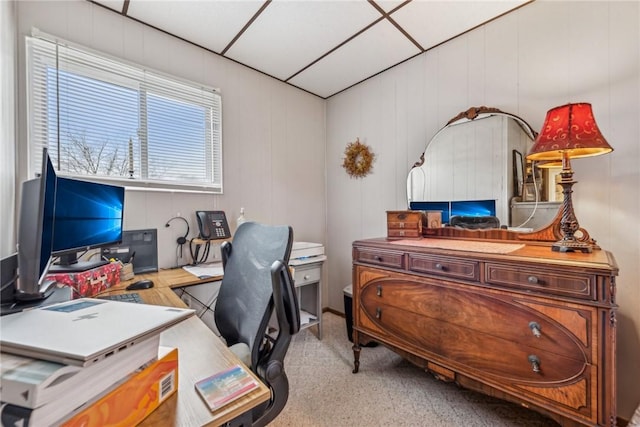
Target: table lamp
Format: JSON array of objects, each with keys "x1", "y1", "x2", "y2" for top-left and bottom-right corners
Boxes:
[{"x1": 527, "y1": 103, "x2": 613, "y2": 253}]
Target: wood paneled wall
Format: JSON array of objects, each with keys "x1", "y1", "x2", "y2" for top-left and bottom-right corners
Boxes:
[
  {"x1": 326, "y1": 1, "x2": 640, "y2": 418},
  {"x1": 14, "y1": 1, "x2": 326, "y2": 270}
]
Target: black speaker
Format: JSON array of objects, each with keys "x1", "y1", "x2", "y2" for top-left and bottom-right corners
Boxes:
[
  {"x1": 101, "y1": 229, "x2": 158, "y2": 274},
  {"x1": 1, "y1": 253, "x2": 18, "y2": 304}
]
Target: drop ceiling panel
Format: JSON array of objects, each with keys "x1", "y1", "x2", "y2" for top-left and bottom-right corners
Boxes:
[
  {"x1": 371, "y1": 0, "x2": 406, "y2": 14},
  {"x1": 289, "y1": 19, "x2": 420, "y2": 98},
  {"x1": 391, "y1": 1, "x2": 528, "y2": 49},
  {"x1": 225, "y1": 1, "x2": 382, "y2": 81},
  {"x1": 125, "y1": 0, "x2": 266, "y2": 54},
  {"x1": 93, "y1": 0, "x2": 124, "y2": 13},
  {"x1": 89, "y1": 0, "x2": 532, "y2": 98}
]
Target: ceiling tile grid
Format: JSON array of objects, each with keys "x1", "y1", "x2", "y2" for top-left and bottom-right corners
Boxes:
[
  {"x1": 225, "y1": 1, "x2": 383, "y2": 81},
  {"x1": 391, "y1": 1, "x2": 528, "y2": 49},
  {"x1": 91, "y1": 0, "x2": 531, "y2": 98},
  {"x1": 289, "y1": 18, "x2": 421, "y2": 98},
  {"x1": 126, "y1": 0, "x2": 266, "y2": 54}
]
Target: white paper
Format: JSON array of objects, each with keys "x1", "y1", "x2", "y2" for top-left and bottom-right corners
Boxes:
[{"x1": 182, "y1": 262, "x2": 224, "y2": 279}]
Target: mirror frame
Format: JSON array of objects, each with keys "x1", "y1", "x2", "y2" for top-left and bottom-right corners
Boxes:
[{"x1": 408, "y1": 106, "x2": 595, "y2": 245}]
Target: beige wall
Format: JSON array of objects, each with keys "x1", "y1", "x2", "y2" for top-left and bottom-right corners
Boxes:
[
  {"x1": 326, "y1": 0, "x2": 640, "y2": 418},
  {"x1": 14, "y1": 1, "x2": 327, "y2": 271}
]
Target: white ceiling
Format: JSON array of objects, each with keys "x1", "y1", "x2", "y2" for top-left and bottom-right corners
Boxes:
[{"x1": 92, "y1": 0, "x2": 532, "y2": 99}]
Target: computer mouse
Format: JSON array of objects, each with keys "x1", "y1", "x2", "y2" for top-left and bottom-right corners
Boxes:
[{"x1": 126, "y1": 279, "x2": 154, "y2": 291}]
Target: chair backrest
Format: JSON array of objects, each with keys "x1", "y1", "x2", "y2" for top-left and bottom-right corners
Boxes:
[
  {"x1": 214, "y1": 221, "x2": 293, "y2": 369},
  {"x1": 214, "y1": 221, "x2": 300, "y2": 425}
]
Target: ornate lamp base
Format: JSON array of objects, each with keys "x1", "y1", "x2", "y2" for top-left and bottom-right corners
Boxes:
[
  {"x1": 551, "y1": 153, "x2": 594, "y2": 254},
  {"x1": 552, "y1": 239, "x2": 592, "y2": 253}
]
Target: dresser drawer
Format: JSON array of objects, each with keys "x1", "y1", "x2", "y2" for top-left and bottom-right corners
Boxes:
[
  {"x1": 485, "y1": 263, "x2": 596, "y2": 300},
  {"x1": 354, "y1": 248, "x2": 404, "y2": 269},
  {"x1": 387, "y1": 228, "x2": 421, "y2": 238},
  {"x1": 358, "y1": 273, "x2": 591, "y2": 362},
  {"x1": 408, "y1": 253, "x2": 479, "y2": 282},
  {"x1": 359, "y1": 300, "x2": 589, "y2": 385},
  {"x1": 293, "y1": 265, "x2": 321, "y2": 286},
  {"x1": 387, "y1": 220, "x2": 421, "y2": 230}
]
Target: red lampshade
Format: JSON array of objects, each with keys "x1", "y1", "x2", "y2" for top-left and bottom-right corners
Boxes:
[{"x1": 527, "y1": 103, "x2": 613, "y2": 161}]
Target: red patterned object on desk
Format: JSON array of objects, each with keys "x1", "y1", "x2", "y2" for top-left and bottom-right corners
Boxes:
[{"x1": 45, "y1": 262, "x2": 121, "y2": 298}]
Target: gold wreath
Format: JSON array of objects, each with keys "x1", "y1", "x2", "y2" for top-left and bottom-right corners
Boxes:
[{"x1": 342, "y1": 138, "x2": 375, "y2": 178}]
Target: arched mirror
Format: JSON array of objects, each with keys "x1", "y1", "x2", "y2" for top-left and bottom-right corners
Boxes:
[{"x1": 407, "y1": 106, "x2": 562, "y2": 231}]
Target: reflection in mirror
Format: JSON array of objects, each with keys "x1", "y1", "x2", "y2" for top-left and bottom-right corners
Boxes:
[
  {"x1": 512, "y1": 150, "x2": 524, "y2": 199},
  {"x1": 407, "y1": 107, "x2": 561, "y2": 230}
]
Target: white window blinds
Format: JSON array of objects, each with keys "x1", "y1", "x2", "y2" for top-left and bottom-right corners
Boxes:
[{"x1": 26, "y1": 34, "x2": 223, "y2": 193}]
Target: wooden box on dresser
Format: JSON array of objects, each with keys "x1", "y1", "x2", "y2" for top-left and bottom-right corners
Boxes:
[{"x1": 351, "y1": 237, "x2": 618, "y2": 427}]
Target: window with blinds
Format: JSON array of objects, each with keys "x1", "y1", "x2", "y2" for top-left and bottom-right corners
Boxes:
[{"x1": 26, "y1": 34, "x2": 223, "y2": 193}]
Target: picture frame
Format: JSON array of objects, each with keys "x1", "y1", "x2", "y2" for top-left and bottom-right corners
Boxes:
[
  {"x1": 512, "y1": 150, "x2": 524, "y2": 198},
  {"x1": 545, "y1": 166, "x2": 563, "y2": 201}
]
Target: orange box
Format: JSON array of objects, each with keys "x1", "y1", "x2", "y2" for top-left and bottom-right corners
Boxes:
[
  {"x1": 45, "y1": 262, "x2": 121, "y2": 298},
  {"x1": 62, "y1": 346, "x2": 178, "y2": 427}
]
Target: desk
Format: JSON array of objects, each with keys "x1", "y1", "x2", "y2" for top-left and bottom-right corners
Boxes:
[{"x1": 97, "y1": 268, "x2": 270, "y2": 426}]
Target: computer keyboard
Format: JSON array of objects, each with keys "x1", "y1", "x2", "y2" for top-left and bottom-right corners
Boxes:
[{"x1": 98, "y1": 292, "x2": 143, "y2": 304}]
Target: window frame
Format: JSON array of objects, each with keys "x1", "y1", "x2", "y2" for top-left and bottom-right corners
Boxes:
[{"x1": 26, "y1": 31, "x2": 223, "y2": 194}]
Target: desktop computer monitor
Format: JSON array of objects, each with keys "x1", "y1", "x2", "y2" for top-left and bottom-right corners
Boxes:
[
  {"x1": 13, "y1": 148, "x2": 125, "y2": 303},
  {"x1": 49, "y1": 177, "x2": 125, "y2": 272},
  {"x1": 15, "y1": 149, "x2": 57, "y2": 301}
]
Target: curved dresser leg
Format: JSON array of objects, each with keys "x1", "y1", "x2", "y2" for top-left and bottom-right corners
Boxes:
[{"x1": 352, "y1": 343, "x2": 361, "y2": 373}]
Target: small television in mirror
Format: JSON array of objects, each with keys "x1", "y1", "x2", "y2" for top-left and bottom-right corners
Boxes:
[
  {"x1": 410, "y1": 199, "x2": 496, "y2": 226},
  {"x1": 450, "y1": 200, "x2": 496, "y2": 218}
]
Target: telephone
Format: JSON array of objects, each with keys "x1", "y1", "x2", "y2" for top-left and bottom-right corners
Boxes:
[{"x1": 196, "y1": 211, "x2": 231, "y2": 240}]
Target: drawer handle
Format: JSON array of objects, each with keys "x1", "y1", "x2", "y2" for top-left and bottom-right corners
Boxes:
[
  {"x1": 303, "y1": 275, "x2": 310, "y2": 280},
  {"x1": 528, "y1": 355, "x2": 541, "y2": 373},
  {"x1": 376, "y1": 307, "x2": 382, "y2": 319},
  {"x1": 527, "y1": 276, "x2": 539, "y2": 284},
  {"x1": 374, "y1": 255, "x2": 383, "y2": 262},
  {"x1": 376, "y1": 285, "x2": 382, "y2": 297},
  {"x1": 435, "y1": 263, "x2": 444, "y2": 270},
  {"x1": 528, "y1": 321, "x2": 542, "y2": 338}
]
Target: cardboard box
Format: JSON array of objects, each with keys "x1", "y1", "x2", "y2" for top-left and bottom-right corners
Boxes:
[
  {"x1": 45, "y1": 262, "x2": 121, "y2": 298},
  {"x1": 62, "y1": 346, "x2": 178, "y2": 427}
]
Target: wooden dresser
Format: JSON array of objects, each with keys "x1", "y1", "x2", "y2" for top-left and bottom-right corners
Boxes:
[{"x1": 351, "y1": 237, "x2": 618, "y2": 426}]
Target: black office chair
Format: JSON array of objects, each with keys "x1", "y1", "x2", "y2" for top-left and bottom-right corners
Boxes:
[{"x1": 214, "y1": 221, "x2": 300, "y2": 427}]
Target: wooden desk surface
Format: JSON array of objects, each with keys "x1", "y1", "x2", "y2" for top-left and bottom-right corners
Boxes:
[{"x1": 96, "y1": 267, "x2": 270, "y2": 426}]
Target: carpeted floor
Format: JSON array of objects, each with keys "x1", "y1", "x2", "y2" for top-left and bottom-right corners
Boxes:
[{"x1": 271, "y1": 312, "x2": 559, "y2": 427}]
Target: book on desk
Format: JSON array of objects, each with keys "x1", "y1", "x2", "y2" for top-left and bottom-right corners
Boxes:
[
  {"x1": 0, "y1": 297, "x2": 192, "y2": 426},
  {"x1": 0, "y1": 335, "x2": 159, "y2": 409},
  {"x1": 195, "y1": 364, "x2": 260, "y2": 412},
  {"x1": 62, "y1": 346, "x2": 178, "y2": 427}
]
